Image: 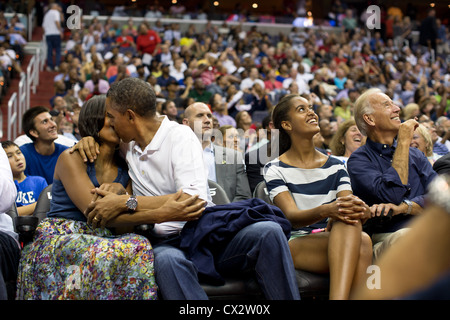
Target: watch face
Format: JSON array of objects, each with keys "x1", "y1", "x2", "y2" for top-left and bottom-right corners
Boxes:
[{"x1": 127, "y1": 196, "x2": 138, "y2": 211}]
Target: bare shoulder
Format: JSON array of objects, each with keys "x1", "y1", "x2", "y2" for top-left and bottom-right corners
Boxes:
[
  {"x1": 54, "y1": 149, "x2": 87, "y2": 179},
  {"x1": 58, "y1": 148, "x2": 86, "y2": 164}
]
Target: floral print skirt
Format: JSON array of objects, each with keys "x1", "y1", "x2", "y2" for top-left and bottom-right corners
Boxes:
[{"x1": 16, "y1": 217, "x2": 158, "y2": 300}]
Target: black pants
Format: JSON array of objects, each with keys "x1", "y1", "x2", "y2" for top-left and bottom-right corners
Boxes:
[{"x1": 0, "y1": 232, "x2": 21, "y2": 300}]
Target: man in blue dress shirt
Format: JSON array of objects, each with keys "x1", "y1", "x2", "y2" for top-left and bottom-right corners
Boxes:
[{"x1": 347, "y1": 88, "x2": 437, "y2": 261}]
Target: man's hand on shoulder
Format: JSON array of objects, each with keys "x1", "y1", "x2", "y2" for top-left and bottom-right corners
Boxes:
[{"x1": 69, "y1": 136, "x2": 99, "y2": 162}]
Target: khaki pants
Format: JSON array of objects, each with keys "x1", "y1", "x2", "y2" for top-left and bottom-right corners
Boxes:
[{"x1": 372, "y1": 228, "x2": 411, "y2": 262}]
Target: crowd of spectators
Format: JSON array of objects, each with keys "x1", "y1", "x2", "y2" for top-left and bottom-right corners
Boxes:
[
  {"x1": 0, "y1": 11, "x2": 26, "y2": 101},
  {"x1": 40, "y1": 3, "x2": 449, "y2": 165},
  {"x1": 2, "y1": 2, "x2": 450, "y2": 161}
]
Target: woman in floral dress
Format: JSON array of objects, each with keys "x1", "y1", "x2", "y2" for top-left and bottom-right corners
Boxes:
[{"x1": 16, "y1": 95, "x2": 158, "y2": 299}]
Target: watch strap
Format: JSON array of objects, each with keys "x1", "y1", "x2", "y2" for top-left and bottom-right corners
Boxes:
[{"x1": 403, "y1": 199, "x2": 413, "y2": 215}]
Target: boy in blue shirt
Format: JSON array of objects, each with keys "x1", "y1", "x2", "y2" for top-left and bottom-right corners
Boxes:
[{"x1": 2, "y1": 141, "x2": 48, "y2": 216}]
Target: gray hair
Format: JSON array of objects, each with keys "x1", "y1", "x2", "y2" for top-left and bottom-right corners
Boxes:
[
  {"x1": 436, "y1": 116, "x2": 449, "y2": 126},
  {"x1": 354, "y1": 88, "x2": 381, "y2": 136}
]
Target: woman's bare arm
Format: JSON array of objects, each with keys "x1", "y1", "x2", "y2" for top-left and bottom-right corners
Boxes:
[
  {"x1": 54, "y1": 149, "x2": 94, "y2": 214},
  {"x1": 273, "y1": 190, "x2": 366, "y2": 228}
]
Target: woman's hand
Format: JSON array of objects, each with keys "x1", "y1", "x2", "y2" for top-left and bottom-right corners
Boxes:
[
  {"x1": 86, "y1": 189, "x2": 127, "y2": 228},
  {"x1": 90, "y1": 182, "x2": 128, "y2": 202},
  {"x1": 329, "y1": 194, "x2": 368, "y2": 225}
]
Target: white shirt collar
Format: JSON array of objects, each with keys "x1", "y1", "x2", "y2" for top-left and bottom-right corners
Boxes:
[{"x1": 132, "y1": 115, "x2": 173, "y2": 154}]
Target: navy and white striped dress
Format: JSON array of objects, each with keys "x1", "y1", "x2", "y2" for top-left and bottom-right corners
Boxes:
[{"x1": 263, "y1": 156, "x2": 352, "y2": 233}]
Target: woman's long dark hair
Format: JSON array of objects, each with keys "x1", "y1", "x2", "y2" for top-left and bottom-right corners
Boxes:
[
  {"x1": 77, "y1": 95, "x2": 107, "y2": 145},
  {"x1": 272, "y1": 94, "x2": 299, "y2": 155}
]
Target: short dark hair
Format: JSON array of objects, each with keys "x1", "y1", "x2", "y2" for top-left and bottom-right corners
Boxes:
[
  {"x1": 77, "y1": 95, "x2": 107, "y2": 144},
  {"x1": 262, "y1": 115, "x2": 271, "y2": 129},
  {"x1": 161, "y1": 100, "x2": 175, "y2": 114},
  {"x1": 1, "y1": 140, "x2": 19, "y2": 150},
  {"x1": 106, "y1": 78, "x2": 156, "y2": 117},
  {"x1": 22, "y1": 106, "x2": 51, "y2": 142}
]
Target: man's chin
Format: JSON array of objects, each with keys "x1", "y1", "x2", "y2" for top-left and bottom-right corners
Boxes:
[
  {"x1": 45, "y1": 133, "x2": 59, "y2": 141},
  {"x1": 202, "y1": 131, "x2": 213, "y2": 139}
]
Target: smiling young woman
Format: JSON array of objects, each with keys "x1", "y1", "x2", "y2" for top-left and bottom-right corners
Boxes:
[{"x1": 264, "y1": 94, "x2": 372, "y2": 300}]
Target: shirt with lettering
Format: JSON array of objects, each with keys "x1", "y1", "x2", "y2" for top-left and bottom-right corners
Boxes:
[{"x1": 15, "y1": 175, "x2": 48, "y2": 207}]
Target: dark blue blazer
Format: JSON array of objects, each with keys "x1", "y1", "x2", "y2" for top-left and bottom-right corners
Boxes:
[{"x1": 179, "y1": 198, "x2": 291, "y2": 284}]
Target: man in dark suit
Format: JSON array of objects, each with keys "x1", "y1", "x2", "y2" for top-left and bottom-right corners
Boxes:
[
  {"x1": 183, "y1": 102, "x2": 252, "y2": 202},
  {"x1": 245, "y1": 115, "x2": 279, "y2": 193}
]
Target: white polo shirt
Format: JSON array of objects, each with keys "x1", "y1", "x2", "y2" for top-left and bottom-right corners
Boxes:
[
  {"x1": 42, "y1": 9, "x2": 61, "y2": 36},
  {"x1": 121, "y1": 116, "x2": 210, "y2": 236}
]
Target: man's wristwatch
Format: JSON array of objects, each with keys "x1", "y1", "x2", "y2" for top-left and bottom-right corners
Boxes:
[
  {"x1": 126, "y1": 195, "x2": 138, "y2": 213},
  {"x1": 403, "y1": 199, "x2": 413, "y2": 215},
  {"x1": 427, "y1": 174, "x2": 450, "y2": 214}
]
